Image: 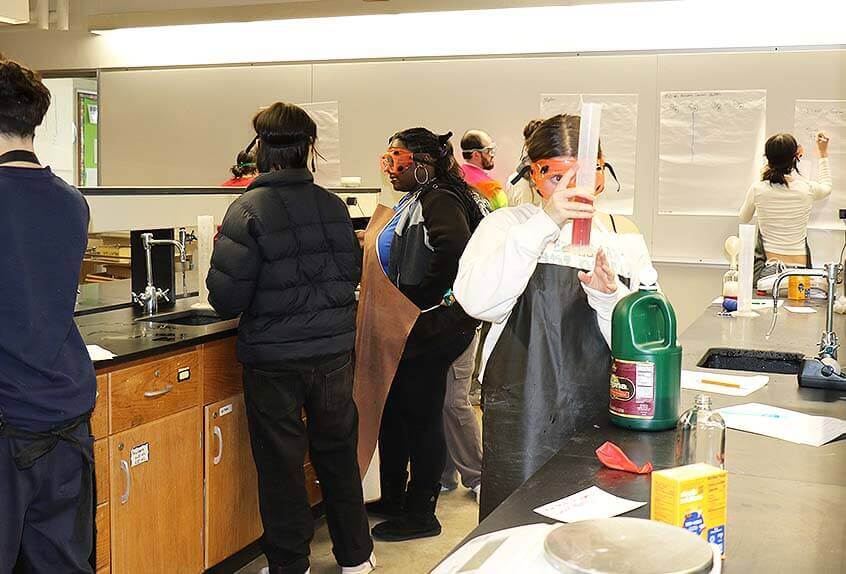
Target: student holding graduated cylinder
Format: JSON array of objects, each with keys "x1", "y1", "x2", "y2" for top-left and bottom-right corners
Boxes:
[{"x1": 455, "y1": 114, "x2": 649, "y2": 519}]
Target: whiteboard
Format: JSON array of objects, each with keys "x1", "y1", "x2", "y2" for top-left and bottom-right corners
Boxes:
[
  {"x1": 795, "y1": 100, "x2": 845, "y2": 230},
  {"x1": 539, "y1": 93, "x2": 637, "y2": 215},
  {"x1": 658, "y1": 90, "x2": 767, "y2": 215}
]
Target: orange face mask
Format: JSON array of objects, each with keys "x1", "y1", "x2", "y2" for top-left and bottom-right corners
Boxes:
[
  {"x1": 380, "y1": 148, "x2": 415, "y2": 177},
  {"x1": 529, "y1": 158, "x2": 578, "y2": 197}
]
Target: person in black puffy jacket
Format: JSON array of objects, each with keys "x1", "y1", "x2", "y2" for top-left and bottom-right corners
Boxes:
[
  {"x1": 365, "y1": 128, "x2": 484, "y2": 542},
  {"x1": 207, "y1": 102, "x2": 374, "y2": 574}
]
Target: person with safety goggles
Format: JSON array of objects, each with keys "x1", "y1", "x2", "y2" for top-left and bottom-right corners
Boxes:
[
  {"x1": 505, "y1": 118, "x2": 622, "y2": 208},
  {"x1": 454, "y1": 114, "x2": 652, "y2": 519},
  {"x1": 460, "y1": 130, "x2": 508, "y2": 210},
  {"x1": 356, "y1": 128, "x2": 485, "y2": 543}
]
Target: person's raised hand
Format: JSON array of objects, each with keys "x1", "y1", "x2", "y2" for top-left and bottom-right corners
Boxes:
[
  {"x1": 543, "y1": 164, "x2": 596, "y2": 227},
  {"x1": 578, "y1": 249, "x2": 618, "y2": 294},
  {"x1": 816, "y1": 131, "x2": 830, "y2": 158}
]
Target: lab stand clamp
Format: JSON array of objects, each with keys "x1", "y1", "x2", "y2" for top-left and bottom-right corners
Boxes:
[{"x1": 770, "y1": 263, "x2": 846, "y2": 391}]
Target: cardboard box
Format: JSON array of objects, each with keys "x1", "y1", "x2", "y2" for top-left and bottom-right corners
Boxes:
[{"x1": 651, "y1": 463, "x2": 727, "y2": 556}]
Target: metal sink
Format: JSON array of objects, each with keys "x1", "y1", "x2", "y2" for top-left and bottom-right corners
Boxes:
[
  {"x1": 136, "y1": 309, "x2": 223, "y2": 326},
  {"x1": 698, "y1": 347, "x2": 805, "y2": 375}
]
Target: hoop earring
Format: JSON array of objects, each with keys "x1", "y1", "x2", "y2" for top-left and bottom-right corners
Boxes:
[{"x1": 414, "y1": 164, "x2": 430, "y2": 186}]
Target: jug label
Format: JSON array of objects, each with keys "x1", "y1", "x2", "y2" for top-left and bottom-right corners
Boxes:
[{"x1": 610, "y1": 358, "x2": 655, "y2": 419}]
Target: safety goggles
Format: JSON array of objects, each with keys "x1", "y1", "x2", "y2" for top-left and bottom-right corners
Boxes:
[
  {"x1": 529, "y1": 158, "x2": 579, "y2": 190},
  {"x1": 380, "y1": 147, "x2": 416, "y2": 177},
  {"x1": 463, "y1": 143, "x2": 497, "y2": 157}
]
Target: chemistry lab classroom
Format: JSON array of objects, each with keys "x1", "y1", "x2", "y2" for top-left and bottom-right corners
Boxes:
[{"x1": 1, "y1": 2, "x2": 845, "y2": 574}]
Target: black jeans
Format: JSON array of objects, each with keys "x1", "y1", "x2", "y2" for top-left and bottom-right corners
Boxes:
[
  {"x1": 243, "y1": 352, "x2": 372, "y2": 574},
  {"x1": 0, "y1": 421, "x2": 94, "y2": 574},
  {"x1": 379, "y1": 331, "x2": 476, "y2": 503}
]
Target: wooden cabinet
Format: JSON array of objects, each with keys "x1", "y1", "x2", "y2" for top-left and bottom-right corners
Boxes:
[
  {"x1": 94, "y1": 439, "x2": 109, "y2": 506},
  {"x1": 202, "y1": 339, "x2": 242, "y2": 405},
  {"x1": 109, "y1": 408, "x2": 203, "y2": 574},
  {"x1": 95, "y1": 503, "x2": 110, "y2": 572},
  {"x1": 203, "y1": 395, "x2": 262, "y2": 568},
  {"x1": 110, "y1": 350, "x2": 201, "y2": 433},
  {"x1": 91, "y1": 374, "x2": 109, "y2": 439}
]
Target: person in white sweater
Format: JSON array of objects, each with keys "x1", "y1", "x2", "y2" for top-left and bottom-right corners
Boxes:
[
  {"x1": 739, "y1": 131, "x2": 832, "y2": 278},
  {"x1": 454, "y1": 114, "x2": 647, "y2": 518}
]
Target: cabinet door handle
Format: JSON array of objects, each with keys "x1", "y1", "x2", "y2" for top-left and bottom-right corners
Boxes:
[
  {"x1": 213, "y1": 426, "x2": 223, "y2": 465},
  {"x1": 120, "y1": 460, "x2": 131, "y2": 504},
  {"x1": 143, "y1": 384, "x2": 174, "y2": 398}
]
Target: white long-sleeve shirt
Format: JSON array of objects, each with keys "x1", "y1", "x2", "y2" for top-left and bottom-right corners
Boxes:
[
  {"x1": 454, "y1": 204, "x2": 630, "y2": 379},
  {"x1": 739, "y1": 158, "x2": 833, "y2": 256}
]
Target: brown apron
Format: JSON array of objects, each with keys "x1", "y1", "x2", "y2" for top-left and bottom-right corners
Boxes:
[{"x1": 354, "y1": 205, "x2": 421, "y2": 476}]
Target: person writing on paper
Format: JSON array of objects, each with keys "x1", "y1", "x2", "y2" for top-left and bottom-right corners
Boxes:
[
  {"x1": 739, "y1": 132, "x2": 832, "y2": 287},
  {"x1": 460, "y1": 130, "x2": 508, "y2": 210},
  {"x1": 207, "y1": 102, "x2": 374, "y2": 574},
  {"x1": 454, "y1": 114, "x2": 651, "y2": 519}
]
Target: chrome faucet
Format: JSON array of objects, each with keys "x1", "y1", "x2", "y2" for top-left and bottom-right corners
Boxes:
[
  {"x1": 768, "y1": 263, "x2": 843, "y2": 359},
  {"x1": 132, "y1": 229, "x2": 192, "y2": 316}
]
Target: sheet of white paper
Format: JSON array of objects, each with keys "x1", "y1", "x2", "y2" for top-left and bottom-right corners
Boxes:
[
  {"x1": 299, "y1": 101, "x2": 341, "y2": 188},
  {"x1": 681, "y1": 370, "x2": 769, "y2": 397},
  {"x1": 795, "y1": 100, "x2": 845, "y2": 230},
  {"x1": 533, "y1": 486, "x2": 646, "y2": 523},
  {"x1": 784, "y1": 305, "x2": 817, "y2": 314},
  {"x1": 540, "y1": 93, "x2": 637, "y2": 215},
  {"x1": 87, "y1": 345, "x2": 116, "y2": 362},
  {"x1": 658, "y1": 90, "x2": 767, "y2": 215},
  {"x1": 718, "y1": 403, "x2": 846, "y2": 447}
]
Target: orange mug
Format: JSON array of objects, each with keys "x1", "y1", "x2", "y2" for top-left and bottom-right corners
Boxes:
[{"x1": 788, "y1": 275, "x2": 810, "y2": 301}]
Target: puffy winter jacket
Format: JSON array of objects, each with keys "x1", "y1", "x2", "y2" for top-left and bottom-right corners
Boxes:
[{"x1": 207, "y1": 169, "x2": 361, "y2": 364}]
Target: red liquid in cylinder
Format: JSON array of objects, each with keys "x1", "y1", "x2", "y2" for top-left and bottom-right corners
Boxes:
[{"x1": 571, "y1": 196, "x2": 594, "y2": 246}]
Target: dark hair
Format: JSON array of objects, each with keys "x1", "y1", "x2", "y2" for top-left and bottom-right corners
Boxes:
[
  {"x1": 762, "y1": 133, "x2": 800, "y2": 186},
  {"x1": 0, "y1": 55, "x2": 51, "y2": 138},
  {"x1": 460, "y1": 130, "x2": 485, "y2": 161},
  {"x1": 391, "y1": 127, "x2": 484, "y2": 226},
  {"x1": 522, "y1": 119, "x2": 544, "y2": 142},
  {"x1": 230, "y1": 149, "x2": 257, "y2": 179},
  {"x1": 525, "y1": 114, "x2": 602, "y2": 163},
  {"x1": 252, "y1": 102, "x2": 318, "y2": 173},
  {"x1": 391, "y1": 128, "x2": 472, "y2": 195}
]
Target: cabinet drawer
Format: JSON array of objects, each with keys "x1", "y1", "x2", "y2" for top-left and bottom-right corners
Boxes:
[
  {"x1": 96, "y1": 502, "x2": 110, "y2": 572},
  {"x1": 305, "y1": 462, "x2": 322, "y2": 507},
  {"x1": 110, "y1": 351, "x2": 201, "y2": 433},
  {"x1": 91, "y1": 375, "x2": 109, "y2": 440},
  {"x1": 94, "y1": 439, "x2": 109, "y2": 505}
]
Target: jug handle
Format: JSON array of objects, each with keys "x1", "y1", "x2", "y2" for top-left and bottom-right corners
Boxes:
[{"x1": 627, "y1": 294, "x2": 677, "y2": 352}]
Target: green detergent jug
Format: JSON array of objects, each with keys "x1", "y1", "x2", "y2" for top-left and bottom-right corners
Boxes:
[{"x1": 610, "y1": 267, "x2": 682, "y2": 431}]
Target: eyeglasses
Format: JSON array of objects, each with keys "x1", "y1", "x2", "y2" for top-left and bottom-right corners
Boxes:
[
  {"x1": 464, "y1": 144, "x2": 497, "y2": 158},
  {"x1": 380, "y1": 147, "x2": 416, "y2": 176}
]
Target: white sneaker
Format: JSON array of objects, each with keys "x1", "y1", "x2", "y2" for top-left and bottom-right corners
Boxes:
[
  {"x1": 341, "y1": 552, "x2": 376, "y2": 574},
  {"x1": 471, "y1": 485, "x2": 481, "y2": 503}
]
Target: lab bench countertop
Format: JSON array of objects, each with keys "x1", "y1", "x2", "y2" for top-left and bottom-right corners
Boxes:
[
  {"x1": 452, "y1": 302, "x2": 846, "y2": 573},
  {"x1": 77, "y1": 296, "x2": 238, "y2": 370}
]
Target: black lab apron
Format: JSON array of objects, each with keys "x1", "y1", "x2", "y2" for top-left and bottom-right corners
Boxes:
[{"x1": 479, "y1": 263, "x2": 612, "y2": 519}]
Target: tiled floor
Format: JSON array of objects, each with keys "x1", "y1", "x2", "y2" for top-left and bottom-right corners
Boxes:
[{"x1": 237, "y1": 487, "x2": 480, "y2": 574}]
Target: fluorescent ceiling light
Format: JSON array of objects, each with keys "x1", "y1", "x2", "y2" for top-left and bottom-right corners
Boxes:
[{"x1": 92, "y1": 0, "x2": 846, "y2": 67}]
